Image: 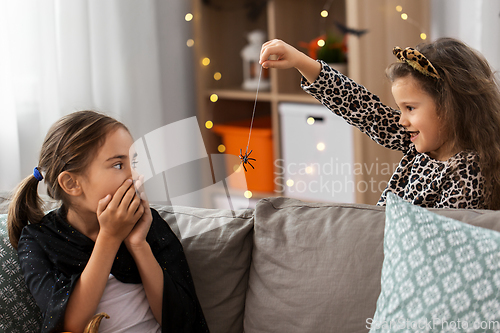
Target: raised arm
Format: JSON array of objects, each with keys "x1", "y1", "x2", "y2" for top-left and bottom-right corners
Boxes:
[
  {"x1": 301, "y1": 61, "x2": 411, "y2": 151},
  {"x1": 260, "y1": 39, "x2": 410, "y2": 152}
]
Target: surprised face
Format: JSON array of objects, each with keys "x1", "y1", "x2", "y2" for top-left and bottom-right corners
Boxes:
[{"x1": 77, "y1": 127, "x2": 137, "y2": 213}]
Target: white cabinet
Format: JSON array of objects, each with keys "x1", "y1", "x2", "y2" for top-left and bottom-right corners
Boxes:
[{"x1": 279, "y1": 103, "x2": 355, "y2": 203}]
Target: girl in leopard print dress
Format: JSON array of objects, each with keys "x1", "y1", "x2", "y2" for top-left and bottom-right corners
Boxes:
[{"x1": 260, "y1": 38, "x2": 500, "y2": 209}]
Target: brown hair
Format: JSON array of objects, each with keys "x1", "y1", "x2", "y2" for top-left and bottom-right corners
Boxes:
[
  {"x1": 386, "y1": 37, "x2": 500, "y2": 209},
  {"x1": 7, "y1": 110, "x2": 128, "y2": 248}
]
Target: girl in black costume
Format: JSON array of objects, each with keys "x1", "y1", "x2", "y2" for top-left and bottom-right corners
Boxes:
[{"x1": 8, "y1": 110, "x2": 208, "y2": 333}]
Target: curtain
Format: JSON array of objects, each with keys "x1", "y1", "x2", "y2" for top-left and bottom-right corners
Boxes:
[
  {"x1": 0, "y1": 0, "x2": 198, "y2": 204},
  {"x1": 431, "y1": 0, "x2": 500, "y2": 73}
]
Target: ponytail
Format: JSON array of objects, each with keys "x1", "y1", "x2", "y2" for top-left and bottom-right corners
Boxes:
[{"x1": 7, "y1": 173, "x2": 45, "y2": 249}]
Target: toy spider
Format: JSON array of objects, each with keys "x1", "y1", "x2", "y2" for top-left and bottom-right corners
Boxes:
[{"x1": 239, "y1": 148, "x2": 256, "y2": 172}]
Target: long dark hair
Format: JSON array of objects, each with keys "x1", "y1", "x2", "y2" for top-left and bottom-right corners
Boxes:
[
  {"x1": 8, "y1": 110, "x2": 128, "y2": 248},
  {"x1": 387, "y1": 37, "x2": 500, "y2": 209}
]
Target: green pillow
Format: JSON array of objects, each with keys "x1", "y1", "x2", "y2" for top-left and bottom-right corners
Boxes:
[
  {"x1": 0, "y1": 214, "x2": 42, "y2": 332},
  {"x1": 369, "y1": 193, "x2": 500, "y2": 332}
]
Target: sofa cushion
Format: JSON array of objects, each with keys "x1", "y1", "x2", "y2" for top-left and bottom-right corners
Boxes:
[
  {"x1": 155, "y1": 205, "x2": 254, "y2": 333},
  {"x1": 0, "y1": 214, "x2": 43, "y2": 332},
  {"x1": 369, "y1": 193, "x2": 500, "y2": 332},
  {"x1": 245, "y1": 197, "x2": 500, "y2": 333}
]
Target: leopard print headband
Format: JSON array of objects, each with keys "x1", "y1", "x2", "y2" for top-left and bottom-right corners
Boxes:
[{"x1": 393, "y1": 46, "x2": 441, "y2": 80}]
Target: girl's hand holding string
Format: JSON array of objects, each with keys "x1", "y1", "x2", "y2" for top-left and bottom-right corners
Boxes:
[
  {"x1": 96, "y1": 178, "x2": 144, "y2": 243},
  {"x1": 260, "y1": 39, "x2": 322, "y2": 85}
]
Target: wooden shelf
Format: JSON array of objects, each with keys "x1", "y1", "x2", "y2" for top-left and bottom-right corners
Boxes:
[
  {"x1": 207, "y1": 88, "x2": 319, "y2": 104},
  {"x1": 208, "y1": 88, "x2": 273, "y2": 102}
]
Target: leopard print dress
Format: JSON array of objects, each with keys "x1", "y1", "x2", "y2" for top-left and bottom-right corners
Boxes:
[{"x1": 301, "y1": 61, "x2": 486, "y2": 209}]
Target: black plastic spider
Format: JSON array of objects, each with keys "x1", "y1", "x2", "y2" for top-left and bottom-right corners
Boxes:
[{"x1": 239, "y1": 148, "x2": 256, "y2": 172}]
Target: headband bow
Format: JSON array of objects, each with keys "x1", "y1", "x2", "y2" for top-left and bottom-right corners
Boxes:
[{"x1": 393, "y1": 46, "x2": 441, "y2": 80}]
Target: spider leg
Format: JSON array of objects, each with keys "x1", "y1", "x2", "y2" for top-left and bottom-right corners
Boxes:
[
  {"x1": 247, "y1": 161, "x2": 255, "y2": 169},
  {"x1": 242, "y1": 163, "x2": 248, "y2": 172},
  {"x1": 248, "y1": 157, "x2": 256, "y2": 161}
]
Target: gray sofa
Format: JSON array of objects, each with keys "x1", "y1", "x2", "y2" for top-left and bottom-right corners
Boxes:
[{"x1": 2, "y1": 194, "x2": 500, "y2": 332}]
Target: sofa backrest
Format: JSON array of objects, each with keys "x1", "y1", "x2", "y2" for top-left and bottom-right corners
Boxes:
[
  {"x1": 244, "y1": 197, "x2": 500, "y2": 333},
  {"x1": 155, "y1": 205, "x2": 254, "y2": 333}
]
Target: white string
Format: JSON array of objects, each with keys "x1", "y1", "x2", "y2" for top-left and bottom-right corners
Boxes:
[{"x1": 245, "y1": 65, "x2": 263, "y2": 153}]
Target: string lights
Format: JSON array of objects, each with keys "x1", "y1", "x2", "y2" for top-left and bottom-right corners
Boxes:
[
  {"x1": 318, "y1": 3, "x2": 427, "y2": 41},
  {"x1": 184, "y1": 11, "x2": 225, "y2": 130},
  {"x1": 395, "y1": 5, "x2": 427, "y2": 40},
  {"x1": 317, "y1": 142, "x2": 326, "y2": 151}
]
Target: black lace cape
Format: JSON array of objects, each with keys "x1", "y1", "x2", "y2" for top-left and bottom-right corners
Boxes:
[{"x1": 17, "y1": 208, "x2": 209, "y2": 333}]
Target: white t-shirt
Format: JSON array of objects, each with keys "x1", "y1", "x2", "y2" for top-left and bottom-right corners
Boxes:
[{"x1": 95, "y1": 274, "x2": 161, "y2": 333}]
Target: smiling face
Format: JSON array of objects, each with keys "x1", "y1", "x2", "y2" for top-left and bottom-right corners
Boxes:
[
  {"x1": 392, "y1": 76, "x2": 455, "y2": 161},
  {"x1": 77, "y1": 127, "x2": 137, "y2": 214}
]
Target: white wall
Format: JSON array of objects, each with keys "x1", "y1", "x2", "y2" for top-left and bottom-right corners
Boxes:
[{"x1": 431, "y1": 0, "x2": 500, "y2": 73}]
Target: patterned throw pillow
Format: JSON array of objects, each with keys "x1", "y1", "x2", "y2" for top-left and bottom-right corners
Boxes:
[
  {"x1": 369, "y1": 193, "x2": 500, "y2": 332},
  {"x1": 0, "y1": 214, "x2": 42, "y2": 332}
]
